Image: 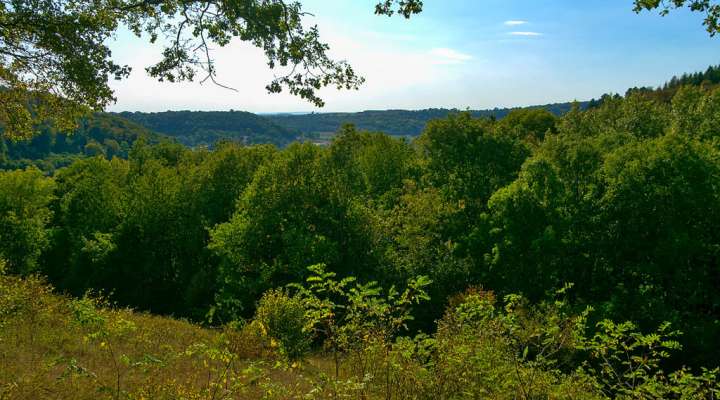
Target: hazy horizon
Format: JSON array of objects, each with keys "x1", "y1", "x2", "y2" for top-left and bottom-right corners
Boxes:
[{"x1": 114, "y1": 99, "x2": 592, "y2": 115}]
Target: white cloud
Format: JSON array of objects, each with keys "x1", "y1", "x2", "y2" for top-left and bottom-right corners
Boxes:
[
  {"x1": 509, "y1": 31, "x2": 542, "y2": 36},
  {"x1": 429, "y1": 47, "x2": 473, "y2": 65},
  {"x1": 504, "y1": 20, "x2": 528, "y2": 26},
  {"x1": 107, "y1": 26, "x2": 467, "y2": 112}
]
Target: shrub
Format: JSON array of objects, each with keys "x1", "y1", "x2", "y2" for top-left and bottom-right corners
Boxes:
[
  {"x1": 253, "y1": 289, "x2": 311, "y2": 361},
  {"x1": 427, "y1": 289, "x2": 598, "y2": 399},
  {"x1": 579, "y1": 319, "x2": 720, "y2": 398}
]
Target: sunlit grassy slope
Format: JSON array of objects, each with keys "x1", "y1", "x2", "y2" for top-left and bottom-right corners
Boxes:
[{"x1": 0, "y1": 274, "x2": 341, "y2": 400}]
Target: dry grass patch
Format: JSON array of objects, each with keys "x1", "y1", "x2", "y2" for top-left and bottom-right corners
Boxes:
[{"x1": 0, "y1": 274, "x2": 339, "y2": 399}]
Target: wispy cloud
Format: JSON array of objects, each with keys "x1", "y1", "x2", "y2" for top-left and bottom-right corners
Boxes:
[
  {"x1": 504, "y1": 20, "x2": 528, "y2": 26},
  {"x1": 365, "y1": 31, "x2": 418, "y2": 42},
  {"x1": 509, "y1": 31, "x2": 542, "y2": 36},
  {"x1": 429, "y1": 48, "x2": 473, "y2": 64}
]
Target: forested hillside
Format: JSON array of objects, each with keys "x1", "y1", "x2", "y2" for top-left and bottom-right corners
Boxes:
[
  {"x1": 268, "y1": 102, "x2": 586, "y2": 137},
  {"x1": 0, "y1": 113, "x2": 162, "y2": 173},
  {"x1": 1, "y1": 111, "x2": 297, "y2": 172},
  {"x1": 7, "y1": 63, "x2": 716, "y2": 170},
  {"x1": 3, "y1": 77, "x2": 720, "y2": 374},
  {"x1": 118, "y1": 110, "x2": 297, "y2": 147},
  {"x1": 1, "y1": 105, "x2": 581, "y2": 171}
]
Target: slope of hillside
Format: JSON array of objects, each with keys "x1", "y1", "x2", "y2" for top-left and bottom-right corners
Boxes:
[
  {"x1": 1, "y1": 113, "x2": 163, "y2": 172},
  {"x1": 118, "y1": 110, "x2": 297, "y2": 148},
  {"x1": 267, "y1": 102, "x2": 587, "y2": 137},
  {"x1": 0, "y1": 273, "x2": 306, "y2": 399}
]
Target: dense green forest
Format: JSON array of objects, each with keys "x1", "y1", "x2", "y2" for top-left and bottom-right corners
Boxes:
[
  {"x1": 13, "y1": 65, "x2": 718, "y2": 172},
  {"x1": 1, "y1": 103, "x2": 585, "y2": 171},
  {"x1": 268, "y1": 102, "x2": 587, "y2": 137},
  {"x1": 118, "y1": 110, "x2": 297, "y2": 148},
  {"x1": 0, "y1": 114, "x2": 161, "y2": 172},
  {"x1": 3, "y1": 71, "x2": 720, "y2": 371}
]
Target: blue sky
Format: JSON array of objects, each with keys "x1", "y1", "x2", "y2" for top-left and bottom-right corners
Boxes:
[{"x1": 107, "y1": 0, "x2": 720, "y2": 113}]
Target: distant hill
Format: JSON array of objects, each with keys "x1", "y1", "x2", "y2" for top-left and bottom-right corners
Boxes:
[
  {"x1": 0, "y1": 101, "x2": 594, "y2": 171},
  {"x1": 117, "y1": 110, "x2": 297, "y2": 148},
  {"x1": 4, "y1": 62, "x2": 716, "y2": 171},
  {"x1": 267, "y1": 102, "x2": 588, "y2": 137},
  {"x1": 1, "y1": 113, "x2": 162, "y2": 172}
]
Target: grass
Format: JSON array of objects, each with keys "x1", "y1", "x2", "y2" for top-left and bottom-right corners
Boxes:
[{"x1": 0, "y1": 274, "x2": 353, "y2": 399}]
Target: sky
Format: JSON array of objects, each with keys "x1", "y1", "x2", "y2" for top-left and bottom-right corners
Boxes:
[{"x1": 106, "y1": 0, "x2": 720, "y2": 113}]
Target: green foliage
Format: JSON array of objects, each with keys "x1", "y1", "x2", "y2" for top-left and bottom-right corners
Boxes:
[
  {"x1": 367, "y1": 180, "x2": 471, "y2": 328},
  {"x1": 327, "y1": 125, "x2": 415, "y2": 198},
  {"x1": 192, "y1": 142, "x2": 277, "y2": 226},
  {"x1": 418, "y1": 112, "x2": 529, "y2": 208},
  {"x1": 482, "y1": 157, "x2": 568, "y2": 299},
  {"x1": 269, "y1": 103, "x2": 582, "y2": 137},
  {"x1": 253, "y1": 289, "x2": 312, "y2": 361},
  {"x1": 493, "y1": 107, "x2": 557, "y2": 144},
  {"x1": 0, "y1": 273, "x2": 273, "y2": 399},
  {"x1": 580, "y1": 320, "x2": 681, "y2": 397},
  {"x1": 579, "y1": 319, "x2": 720, "y2": 399},
  {"x1": 0, "y1": 113, "x2": 161, "y2": 172},
  {"x1": 2, "y1": 272, "x2": 720, "y2": 399},
  {"x1": 558, "y1": 92, "x2": 671, "y2": 139},
  {"x1": 210, "y1": 142, "x2": 377, "y2": 321},
  {"x1": 483, "y1": 120, "x2": 720, "y2": 364},
  {"x1": 671, "y1": 85, "x2": 720, "y2": 142},
  {"x1": 0, "y1": 168, "x2": 55, "y2": 274},
  {"x1": 663, "y1": 63, "x2": 720, "y2": 91},
  {"x1": 48, "y1": 156, "x2": 128, "y2": 292},
  {"x1": 374, "y1": 0, "x2": 424, "y2": 18},
  {"x1": 119, "y1": 110, "x2": 296, "y2": 148},
  {"x1": 416, "y1": 111, "x2": 531, "y2": 270},
  {"x1": 288, "y1": 263, "x2": 432, "y2": 396},
  {"x1": 47, "y1": 140, "x2": 275, "y2": 318},
  {"x1": 426, "y1": 289, "x2": 597, "y2": 399}
]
